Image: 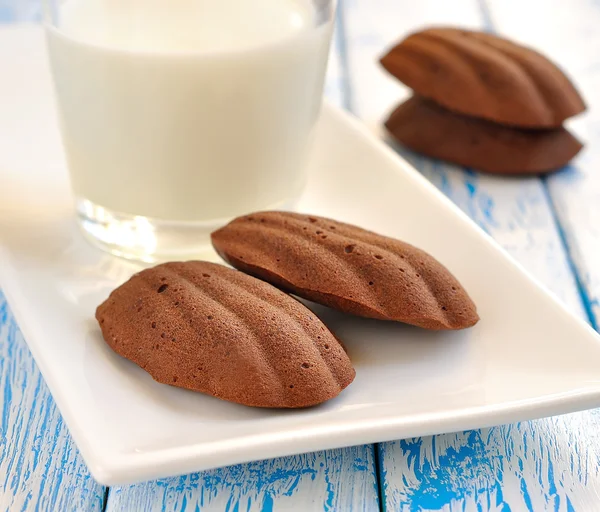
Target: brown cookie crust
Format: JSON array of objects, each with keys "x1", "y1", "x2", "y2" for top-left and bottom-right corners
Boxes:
[
  {"x1": 385, "y1": 96, "x2": 583, "y2": 175},
  {"x1": 212, "y1": 212, "x2": 479, "y2": 330},
  {"x1": 380, "y1": 27, "x2": 586, "y2": 128},
  {"x1": 96, "y1": 261, "x2": 355, "y2": 408}
]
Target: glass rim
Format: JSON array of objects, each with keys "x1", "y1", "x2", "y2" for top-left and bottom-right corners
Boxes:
[{"x1": 43, "y1": 0, "x2": 337, "y2": 57}]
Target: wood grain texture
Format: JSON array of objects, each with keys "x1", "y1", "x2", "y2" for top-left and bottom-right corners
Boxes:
[
  {"x1": 484, "y1": 0, "x2": 600, "y2": 327},
  {"x1": 340, "y1": 0, "x2": 597, "y2": 509},
  {"x1": 3, "y1": 1, "x2": 600, "y2": 511},
  {"x1": 108, "y1": 447, "x2": 379, "y2": 512},
  {"x1": 0, "y1": 292, "x2": 106, "y2": 512},
  {"x1": 380, "y1": 413, "x2": 600, "y2": 511}
]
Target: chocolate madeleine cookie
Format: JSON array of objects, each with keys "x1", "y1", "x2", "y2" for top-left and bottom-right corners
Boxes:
[
  {"x1": 385, "y1": 96, "x2": 583, "y2": 175},
  {"x1": 380, "y1": 27, "x2": 586, "y2": 128},
  {"x1": 96, "y1": 261, "x2": 355, "y2": 408},
  {"x1": 212, "y1": 212, "x2": 478, "y2": 330}
]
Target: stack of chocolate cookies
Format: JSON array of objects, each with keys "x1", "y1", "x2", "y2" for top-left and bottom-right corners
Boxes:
[{"x1": 380, "y1": 27, "x2": 586, "y2": 175}]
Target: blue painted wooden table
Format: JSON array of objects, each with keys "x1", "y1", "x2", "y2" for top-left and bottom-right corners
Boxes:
[{"x1": 2, "y1": 0, "x2": 600, "y2": 510}]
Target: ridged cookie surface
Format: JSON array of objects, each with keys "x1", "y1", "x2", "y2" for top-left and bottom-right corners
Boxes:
[
  {"x1": 211, "y1": 212, "x2": 479, "y2": 330},
  {"x1": 385, "y1": 96, "x2": 583, "y2": 175},
  {"x1": 96, "y1": 261, "x2": 355, "y2": 408},
  {"x1": 380, "y1": 27, "x2": 586, "y2": 128}
]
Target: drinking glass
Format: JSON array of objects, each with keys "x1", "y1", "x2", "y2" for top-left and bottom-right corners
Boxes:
[{"x1": 43, "y1": 0, "x2": 335, "y2": 262}]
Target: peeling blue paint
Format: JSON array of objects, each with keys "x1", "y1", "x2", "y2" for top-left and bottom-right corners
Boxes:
[
  {"x1": 519, "y1": 476, "x2": 534, "y2": 512},
  {"x1": 3, "y1": 0, "x2": 600, "y2": 507},
  {"x1": 261, "y1": 493, "x2": 274, "y2": 512},
  {"x1": 0, "y1": 295, "x2": 106, "y2": 511},
  {"x1": 382, "y1": 431, "x2": 513, "y2": 510}
]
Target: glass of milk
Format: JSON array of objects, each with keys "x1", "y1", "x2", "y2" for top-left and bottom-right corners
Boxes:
[{"x1": 43, "y1": 0, "x2": 335, "y2": 262}]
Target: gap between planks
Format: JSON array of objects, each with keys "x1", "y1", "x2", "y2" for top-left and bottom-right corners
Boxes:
[{"x1": 478, "y1": 0, "x2": 597, "y2": 329}]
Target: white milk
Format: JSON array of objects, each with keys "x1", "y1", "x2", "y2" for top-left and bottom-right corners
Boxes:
[{"x1": 46, "y1": 0, "x2": 332, "y2": 222}]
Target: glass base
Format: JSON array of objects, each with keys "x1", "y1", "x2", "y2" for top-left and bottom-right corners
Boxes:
[{"x1": 76, "y1": 198, "x2": 230, "y2": 263}]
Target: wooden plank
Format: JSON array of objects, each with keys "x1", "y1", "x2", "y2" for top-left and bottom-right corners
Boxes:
[
  {"x1": 107, "y1": 447, "x2": 379, "y2": 512},
  {"x1": 0, "y1": 293, "x2": 106, "y2": 512},
  {"x1": 107, "y1": 15, "x2": 381, "y2": 512},
  {"x1": 341, "y1": 0, "x2": 594, "y2": 509},
  {"x1": 380, "y1": 412, "x2": 600, "y2": 511},
  {"x1": 484, "y1": 0, "x2": 600, "y2": 327}
]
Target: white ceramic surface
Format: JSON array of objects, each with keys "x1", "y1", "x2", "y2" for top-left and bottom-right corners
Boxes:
[{"x1": 2, "y1": 29, "x2": 600, "y2": 486}]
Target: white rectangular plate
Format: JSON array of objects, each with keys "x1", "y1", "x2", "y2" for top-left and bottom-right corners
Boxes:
[{"x1": 3, "y1": 27, "x2": 600, "y2": 486}]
